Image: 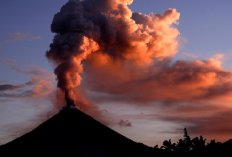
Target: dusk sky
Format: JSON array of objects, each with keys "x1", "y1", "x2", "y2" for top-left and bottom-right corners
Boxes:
[{"x1": 1, "y1": 0, "x2": 232, "y2": 147}]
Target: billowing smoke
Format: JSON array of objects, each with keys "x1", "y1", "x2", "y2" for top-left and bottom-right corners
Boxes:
[
  {"x1": 46, "y1": 0, "x2": 180, "y2": 106},
  {"x1": 45, "y1": 0, "x2": 232, "y2": 145}
]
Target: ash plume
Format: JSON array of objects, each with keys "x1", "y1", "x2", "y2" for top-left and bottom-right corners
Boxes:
[
  {"x1": 46, "y1": 0, "x2": 180, "y2": 106},
  {"x1": 44, "y1": 0, "x2": 232, "y2": 144}
]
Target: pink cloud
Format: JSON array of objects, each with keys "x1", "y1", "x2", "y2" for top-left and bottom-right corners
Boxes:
[{"x1": 0, "y1": 32, "x2": 41, "y2": 45}]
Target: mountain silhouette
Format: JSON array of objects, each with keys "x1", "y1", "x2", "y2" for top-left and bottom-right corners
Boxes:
[{"x1": 0, "y1": 108, "x2": 167, "y2": 156}]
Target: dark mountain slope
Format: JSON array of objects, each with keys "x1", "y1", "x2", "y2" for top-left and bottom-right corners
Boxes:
[{"x1": 0, "y1": 108, "x2": 166, "y2": 156}]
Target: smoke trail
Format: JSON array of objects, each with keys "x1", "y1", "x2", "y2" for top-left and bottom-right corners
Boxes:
[{"x1": 46, "y1": 0, "x2": 180, "y2": 106}]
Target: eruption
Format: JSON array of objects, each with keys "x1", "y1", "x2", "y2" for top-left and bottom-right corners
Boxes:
[
  {"x1": 46, "y1": 0, "x2": 180, "y2": 107},
  {"x1": 64, "y1": 91, "x2": 75, "y2": 109},
  {"x1": 44, "y1": 0, "x2": 232, "y2": 145}
]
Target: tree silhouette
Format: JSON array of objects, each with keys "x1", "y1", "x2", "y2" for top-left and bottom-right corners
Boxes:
[
  {"x1": 206, "y1": 139, "x2": 222, "y2": 148},
  {"x1": 191, "y1": 135, "x2": 206, "y2": 151},
  {"x1": 162, "y1": 139, "x2": 172, "y2": 151},
  {"x1": 159, "y1": 128, "x2": 212, "y2": 153},
  {"x1": 171, "y1": 142, "x2": 177, "y2": 152},
  {"x1": 183, "y1": 128, "x2": 192, "y2": 152},
  {"x1": 156, "y1": 127, "x2": 229, "y2": 155}
]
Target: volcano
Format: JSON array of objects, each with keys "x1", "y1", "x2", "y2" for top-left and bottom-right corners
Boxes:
[{"x1": 0, "y1": 107, "x2": 166, "y2": 156}]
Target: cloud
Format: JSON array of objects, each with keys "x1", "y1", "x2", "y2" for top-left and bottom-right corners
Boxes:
[
  {"x1": 118, "y1": 120, "x2": 132, "y2": 127},
  {"x1": 79, "y1": 52, "x2": 232, "y2": 142},
  {"x1": 0, "y1": 58, "x2": 15, "y2": 65},
  {"x1": 0, "y1": 99, "x2": 14, "y2": 103},
  {"x1": 0, "y1": 32, "x2": 41, "y2": 45},
  {"x1": 0, "y1": 77, "x2": 39, "y2": 92},
  {"x1": 0, "y1": 79, "x2": 6, "y2": 83},
  {"x1": 0, "y1": 84, "x2": 22, "y2": 92},
  {"x1": 183, "y1": 53, "x2": 198, "y2": 58},
  {"x1": 82, "y1": 54, "x2": 232, "y2": 105},
  {"x1": 0, "y1": 58, "x2": 55, "y2": 99}
]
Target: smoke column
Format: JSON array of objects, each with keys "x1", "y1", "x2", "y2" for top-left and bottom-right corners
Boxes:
[
  {"x1": 45, "y1": 0, "x2": 232, "y2": 144},
  {"x1": 46, "y1": 0, "x2": 180, "y2": 106}
]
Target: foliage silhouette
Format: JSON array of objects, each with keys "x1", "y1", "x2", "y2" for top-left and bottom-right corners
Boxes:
[{"x1": 159, "y1": 127, "x2": 224, "y2": 155}]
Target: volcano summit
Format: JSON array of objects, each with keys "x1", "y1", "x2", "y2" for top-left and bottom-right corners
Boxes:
[{"x1": 0, "y1": 107, "x2": 166, "y2": 156}]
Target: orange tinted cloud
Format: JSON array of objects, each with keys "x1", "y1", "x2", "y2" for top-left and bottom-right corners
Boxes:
[
  {"x1": 81, "y1": 53, "x2": 232, "y2": 141},
  {"x1": 0, "y1": 58, "x2": 55, "y2": 99},
  {"x1": 83, "y1": 55, "x2": 232, "y2": 105}
]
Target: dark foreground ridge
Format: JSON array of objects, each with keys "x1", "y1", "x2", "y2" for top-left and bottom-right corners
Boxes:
[
  {"x1": 0, "y1": 108, "x2": 166, "y2": 156},
  {"x1": 1, "y1": 108, "x2": 232, "y2": 156}
]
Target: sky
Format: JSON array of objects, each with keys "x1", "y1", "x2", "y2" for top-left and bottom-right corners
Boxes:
[{"x1": 0, "y1": 0, "x2": 232, "y2": 147}]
